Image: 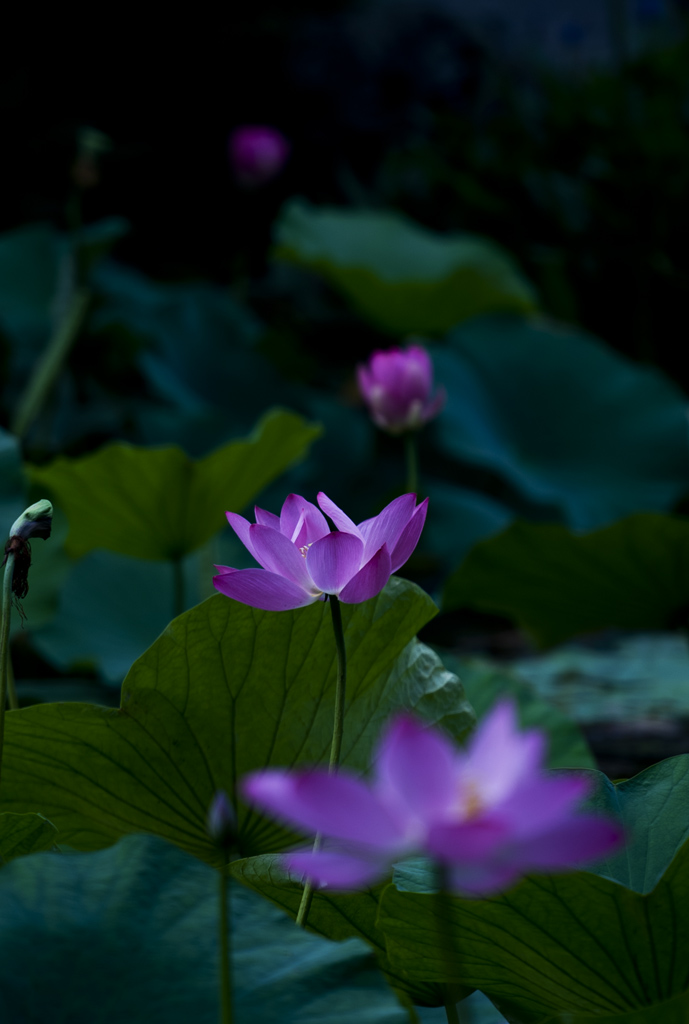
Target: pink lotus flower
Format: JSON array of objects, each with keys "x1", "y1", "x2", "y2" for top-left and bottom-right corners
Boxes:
[
  {"x1": 357, "y1": 345, "x2": 446, "y2": 435},
  {"x1": 241, "y1": 701, "x2": 623, "y2": 894},
  {"x1": 213, "y1": 491, "x2": 428, "y2": 611},
  {"x1": 228, "y1": 126, "x2": 290, "y2": 186}
]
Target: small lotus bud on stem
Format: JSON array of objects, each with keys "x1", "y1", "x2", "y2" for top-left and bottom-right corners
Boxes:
[
  {"x1": 4, "y1": 500, "x2": 54, "y2": 601},
  {"x1": 0, "y1": 500, "x2": 54, "y2": 756},
  {"x1": 207, "y1": 790, "x2": 236, "y2": 851},
  {"x1": 9, "y1": 499, "x2": 53, "y2": 543}
]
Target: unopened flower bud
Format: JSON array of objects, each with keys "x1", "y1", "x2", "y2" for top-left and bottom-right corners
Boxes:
[
  {"x1": 228, "y1": 126, "x2": 290, "y2": 187},
  {"x1": 9, "y1": 500, "x2": 53, "y2": 543},
  {"x1": 5, "y1": 500, "x2": 54, "y2": 601},
  {"x1": 357, "y1": 344, "x2": 446, "y2": 435},
  {"x1": 207, "y1": 790, "x2": 236, "y2": 849}
]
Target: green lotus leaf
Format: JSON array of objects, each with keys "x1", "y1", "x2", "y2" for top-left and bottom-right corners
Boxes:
[
  {"x1": 26, "y1": 408, "x2": 322, "y2": 560},
  {"x1": 0, "y1": 833, "x2": 409, "y2": 1023},
  {"x1": 273, "y1": 201, "x2": 537, "y2": 335},
  {"x1": 0, "y1": 579, "x2": 474, "y2": 867},
  {"x1": 0, "y1": 812, "x2": 58, "y2": 863},
  {"x1": 443, "y1": 514, "x2": 689, "y2": 646}
]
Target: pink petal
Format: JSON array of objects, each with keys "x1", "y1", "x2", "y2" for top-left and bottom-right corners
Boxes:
[
  {"x1": 280, "y1": 494, "x2": 330, "y2": 547},
  {"x1": 389, "y1": 498, "x2": 428, "y2": 573},
  {"x1": 338, "y1": 544, "x2": 392, "y2": 603},
  {"x1": 241, "y1": 769, "x2": 406, "y2": 848},
  {"x1": 358, "y1": 494, "x2": 417, "y2": 563},
  {"x1": 249, "y1": 524, "x2": 317, "y2": 593},
  {"x1": 213, "y1": 564, "x2": 237, "y2": 576},
  {"x1": 426, "y1": 817, "x2": 511, "y2": 863},
  {"x1": 421, "y1": 385, "x2": 447, "y2": 423},
  {"x1": 316, "y1": 493, "x2": 363, "y2": 540},
  {"x1": 405, "y1": 346, "x2": 434, "y2": 389},
  {"x1": 226, "y1": 512, "x2": 258, "y2": 559},
  {"x1": 306, "y1": 531, "x2": 364, "y2": 595},
  {"x1": 284, "y1": 849, "x2": 388, "y2": 889},
  {"x1": 463, "y1": 701, "x2": 546, "y2": 804},
  {"x1": 254, "y1": 506, "x2": 281, "y2": 529},
  {"x1": 213, "y1": 568, "x2": 315, "y2": 611},
  {"x1": 373, "y1": 714, "x2": 458, "y2": 822},
  {"x1": 510, "y1": 816, "x2": 624, "y2": 871},
  {"x1": 500, "y1": 775, "x2": 591, "y2": 836}
]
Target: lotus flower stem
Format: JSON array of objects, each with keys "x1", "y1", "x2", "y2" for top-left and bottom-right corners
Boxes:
[
  {"x1": 219, "y1": 866, "x2": 233, "y2": 1024},
  {"x1": 327, "y1": 596, "x2": 347, "y2": 769},
  {"x1": 435, "y1": 864, "x2": 466, "y2": 1024},
  {"x1": 0, "y1": 500, "x2": 54, "y2": 781},
  {"x1": 404, "y1": 433, "x2": 419, "y2": 496},
  {"x1": 11, "y1": 288, "x2": 90, "y2": 441},
  {"x1": 296, "y1": 595, "x2": 347, "y2": 928},
  {"x1": 444, "y1": 996, "x2": 462, "y2": 1024}
]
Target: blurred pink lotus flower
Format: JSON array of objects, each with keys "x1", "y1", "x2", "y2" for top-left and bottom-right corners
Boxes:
[
  {"x1": 242, "y1": 701, "x2": 623, "y2": 894},
  {"x1": 228, "y1": 125, "x2": 290, "y2": 186},
  {"x1": 214, "y1": 491, "x2": 428, "y2": 611},
  {"x1": 357, "y1": 345, "x2": 446, "y2": 435}
]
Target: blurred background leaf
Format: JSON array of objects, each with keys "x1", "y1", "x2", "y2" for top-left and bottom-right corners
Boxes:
[
  {"x1": 273, "y1": 201, "x2": 538, "y2": 334},
  {"x1": 0, "y1": 833, "x2": 410, "y2": 1024}
]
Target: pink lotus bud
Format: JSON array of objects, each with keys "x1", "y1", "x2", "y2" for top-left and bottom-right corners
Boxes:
[
  {"x1": 228, "y1": 126, "x2": 290, "y2": 187},
  {"x1": 357, "y1": 345, "x2": 446, "y2": 435}
]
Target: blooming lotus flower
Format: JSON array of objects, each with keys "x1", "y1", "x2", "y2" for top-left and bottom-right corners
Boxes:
[
  {"x1": 357, "y1": 345, "x2": 446, "y2": 435},
  {"x1": 213, "y1": 491, "x2": 428, "y2": 611},
  {"x1": 241, "y1": 701, "x2": 623, "y2": 894},
  {"x1": 228, "y1": 126, "x2": 290, "y2": 186}
]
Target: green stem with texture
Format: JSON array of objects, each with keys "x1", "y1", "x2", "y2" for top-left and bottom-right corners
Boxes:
[
  {"x1": 0, "y1": 553, "x2": 15, "y2": 785},
  {"x1": 434, "y1": 864, "x2": 466, "y2": 1024},
  {"x1": 405, "y1": 432, "x2": 419, "y2": 494},
  {"x1": 11, "y1": 288, "x2": 90, "y2": 441},
  {"x1": 444, "y1": 996, "x2": 461, "y2": 1024},
  {"x1": 219, "y1": 866, "x2": 233, "y2": 1024},
  {"x1": 296, "y1": 595, "x2": 347, "y2": 928},
  {"x1": 326, "y1": 596, "x2": 346, "y2": 770}
]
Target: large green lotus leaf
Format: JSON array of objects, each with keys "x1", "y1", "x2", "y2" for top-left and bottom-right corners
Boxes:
[
  {"x1": 433, "y1": 317, "x2": 689, "y2": 529},
  {"x1": 0, "y1": 833, "x2": 409, "y2": 1024},
  {"x1": 0, "y1": 812, "x2": 58, "y2": 863},
  {"x1": 439, "y1": 655, "x2": 595, "y2": 769},
  {"x1": 26, "y1": 408, "x2": 322, "y2": 560},
  {"x1": 0, "y1": 580, "x2": 474, "y2": 866},
  {"x1": 378, "y1": 757, "x2": 689, "y2": 1023},
  {"x1": 537, "y1": 991, "x2": 689, "y2": 1024},
  {"x1": 585, "y1": 756, "x2": 689, "y2": 893},
  {"x1": 273, "y1": 201, "x2": 537, "y2": 335},
  {"x1": 231, "y1": 854, "x2": 450, "y2": 1010},
  {"x1": 442, "y1": 514, "x2": 689, "y2": 646}
]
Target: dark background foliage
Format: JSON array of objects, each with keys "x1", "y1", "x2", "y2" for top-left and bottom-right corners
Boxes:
[{"x1": 4, "y1": 1, "x2": 689, "y2": 382}]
